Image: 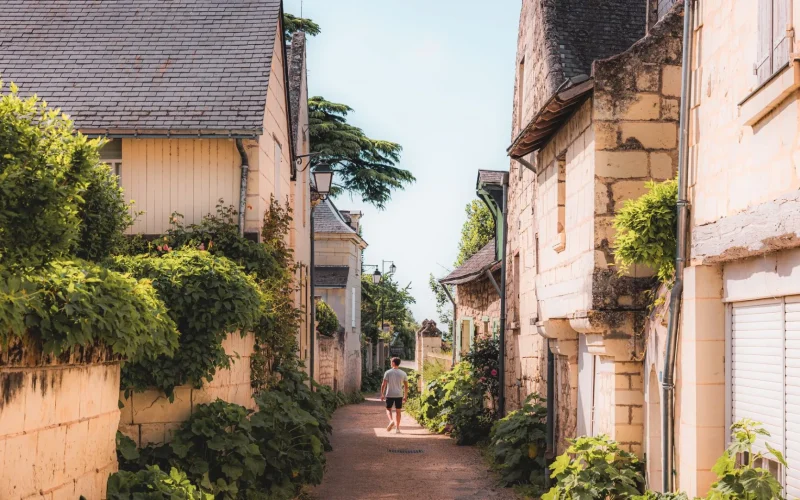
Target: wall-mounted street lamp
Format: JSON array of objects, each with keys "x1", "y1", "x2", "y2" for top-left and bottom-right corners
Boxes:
[
  {"x1": 312, "y1": 163, "x2": 333, "y2": 199},
  {"x1": 372, "y1": 268, "x2": 382, "y2": 284},
  {"x1": 364, "y1": 260, "x2": 397, "y2": 284}
]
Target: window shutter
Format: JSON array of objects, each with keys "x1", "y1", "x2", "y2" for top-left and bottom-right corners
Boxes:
[
  {"x1": 773, "y1": 0, "x2": 791, "y2": 71},
  {"x1": 785, "y1": 297, "x2": 800, "y2": 496},
  {"x1": 731, "y1": 300, "x2": 784, "y2": 455},
  {"x1": 757, "y1": 0, "x2": 774, "y2": 84}
]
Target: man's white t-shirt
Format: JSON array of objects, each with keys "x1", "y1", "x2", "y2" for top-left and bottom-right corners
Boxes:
[{"x1": 383, "y1": 368, "x2": 408, "y2": 398}]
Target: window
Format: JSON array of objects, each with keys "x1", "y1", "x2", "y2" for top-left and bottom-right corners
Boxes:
[
  {"x1": 274, "y1": 140, "x2": 282, "y2": 200},
  {"x1": 99, "y1": 139, "x2": 123, "y2": 182},
  {"x1": 756, "y1": 0, "x2": 790, "y2": 84},
  {"x1": 517, "y1": 57, "x2": 525, "y2": 130},
  {"x1": 553, "y1": 156, "x2": 566, "y2": 252}
]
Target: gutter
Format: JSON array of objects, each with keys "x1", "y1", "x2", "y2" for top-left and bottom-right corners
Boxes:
[
  {"x1": 235, "y1": 139, "x2": 249, "y2": 237},
  {"x1": 662, "y1": 0, "x2": 693, "y2": 491},
  {"x1": 545, "y1": 341, "x2": 555, "y2": 488}
]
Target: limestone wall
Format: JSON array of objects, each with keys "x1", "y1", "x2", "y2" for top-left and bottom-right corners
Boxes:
[
  {"x1": 118, "y1": 332, "x2": 255, "y2": 447},
  {"x1": 317, "y1": 335, "x2": 341, "y2": 391},
  {"x1": 0, "y1": 343, "x2": 121, "y2": 499}
]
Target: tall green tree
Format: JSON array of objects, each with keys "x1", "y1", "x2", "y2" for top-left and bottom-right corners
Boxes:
[
  {"x1": 455, "y1": 200, "x2": 495, "y2": 266},
  {"x1": 283, "y1": 13, "x2": 321, "y2": 39},
  {"x1": 361, "y1": 274, "x2": 415, "y2": 343},
  {"x1": 309, "y1": 97, "x2": 415, "y2": 209},
  {"x1": 428, "y1": 273, "x2": 453, "y2": 338}
]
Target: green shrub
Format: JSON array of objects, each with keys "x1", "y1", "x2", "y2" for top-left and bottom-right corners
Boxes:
[
  {"x1": 415, "y1": 362, "x2": 494, "y2": 445},
  {"x1": 707, "y1": 418, "x2": 785, "y2": 500},
  {"x1": 422, "y1": 358, "x2": 448, "y2": 383},
  {"x1": 489, "y1": 394, "x2": 547, "y2": 490},
  {"x1": 613, "y1": 179, "x2": 677, "y2": 284},
  {"x1": 75, "y1": 163, "x2": 136, "y2": 262},
  {"x1": 0, "y1": 261, "x2": 178, "y2": 359},
  {"x1": 361, "y1": 368, "x2": 384, "y2": 393},
  {"x1": 316, "y1": 300, "x2": 340, "y2": 337},
  {"x1": 111, "y1": 249, "x2": 261, "y2": 396},
  {"x1": 0, "y1": 82, "x2": 96, "y2": 268},
  {"x1": 107, "y1": 465, "x2": 212, "y2": 500},
  {"x1": 464, "y1": 336, "x2": 500, "y2": 406},
  {"x1": 543, "y1": 435, "x2": 644, "y2": 500}
]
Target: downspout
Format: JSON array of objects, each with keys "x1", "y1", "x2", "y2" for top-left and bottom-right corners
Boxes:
[
  {"x1": 310, "y1": 203, "x2": 316, "y2": 385},
  {"x1": 235, "y1": 139, "x2": 249, "y2": 237},
  {"x1": 498, "y1": 177, "x2": 509, "y2": 417},
  {"x1": 439, "y1": 281, "x2": 457, "y2": 367},
  {"x1": 662, "y1": 0, "x2": 693, "y2": 491},
  {"x1": 545, "y1": 341, "x2": 556, "y2": 488}
]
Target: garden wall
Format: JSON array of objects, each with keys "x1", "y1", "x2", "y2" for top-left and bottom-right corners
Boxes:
[
  {"x1": 0, "y1": 342, "x2": 121, "y2": 499},
  {"x1": 318, "y1": 334, "x2": 343, "y2": 392},
  {"x1": 119, "y1": 332, "x2": 255, "y2": 447}
]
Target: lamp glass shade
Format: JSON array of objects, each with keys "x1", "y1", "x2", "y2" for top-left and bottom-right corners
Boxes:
[
  {"x1": 390, "y1": 263, "x2": 397, "y2": 274},
  {"x1": 372, "y1": 269, "x2": 381, "y2": 284},
  {"x1": 313, "y1": 164, "x2": 334, "y2": 196}
]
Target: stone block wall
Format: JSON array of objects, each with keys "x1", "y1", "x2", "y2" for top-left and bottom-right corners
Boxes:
[
  {"x1": 317, "y1": 335, "x2": 341, "y2": 391},
  {"x1": 119, "y1": 332, "x2": 255, "y2": 447},
  {"x1": 0, "y1": 343, "x2": 121, "y2": 499}
]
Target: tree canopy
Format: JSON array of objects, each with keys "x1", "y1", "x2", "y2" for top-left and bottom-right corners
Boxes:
[
  {"x1": 283, "y1": 13, "x2": 321, "y2": 39},
  {"x1": 361, "y1": 273, "x2": 416, "y2": 343},
  {"x1": 455, "y1": 199, "x2": 495, "y2": 266},
  {"x1": 428, "y1": 273, "x2": 453, "y2": 338},
  {"x1": 309, "y1": 96, "x2": 415, "y2": 209}
]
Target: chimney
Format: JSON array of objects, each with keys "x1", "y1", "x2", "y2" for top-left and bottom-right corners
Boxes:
[{"x1": 348, "y1": 211, "x2": 362, "y2": 232}]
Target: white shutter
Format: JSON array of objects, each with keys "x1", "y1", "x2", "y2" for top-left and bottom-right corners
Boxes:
[
  {"x1": 731, "y1": 300, "x2": 784, "y2": 455},
  {"x1": 785, "y1": 297, "x2": 800, "y2": 496},
  {"x1": 577, "y1": 336, "x2": 595, "y2": 437}
]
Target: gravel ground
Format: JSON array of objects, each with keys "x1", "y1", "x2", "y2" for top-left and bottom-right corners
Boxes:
[{"x1": 308, "y1": 394, "x2": 518, "y2": 500}]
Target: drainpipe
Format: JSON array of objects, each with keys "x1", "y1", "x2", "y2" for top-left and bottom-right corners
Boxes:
[
  {"x1": 235, "y1": 139, "x2": 249, "y2": 237},
  {"x1": 662, "y1": 0, "x2": 693, "y2": 491},
  {"x1": 439, "y1": 281, "x2": 457, "y2": 367},
  {"x1": 310, "y1": 204, "x2": 316, "y2": 385},
  {"x1": 545, "y1": 341, "x2": 556, "y2": 488},
  {"x1": 498, "y1": 177, "x2": 508, "y2": 417}
]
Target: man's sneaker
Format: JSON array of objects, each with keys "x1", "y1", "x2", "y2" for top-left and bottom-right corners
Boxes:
[
  {"x1": 386, "y1": 421, "x2": 395, "y2": 431},
  {"x1": 395, "y1": 427, "x2": 401, "y2": 434}
]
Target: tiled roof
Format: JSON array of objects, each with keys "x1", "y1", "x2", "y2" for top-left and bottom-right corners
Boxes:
[
  {"x1": 314, "y1": 199, "x2": 357, "y2": 234},
  {"x1": 552, "y1": 0, "x2": 646, "y2": 81},
  {"x1": 440, "y1": 239, "x2": 499, "y2": 285},
  {"x1": 314, "y1": 266, "x2": 350, "y2": 288},
  {"x1": 0, "y1": 0, "x2": 281, "y2": 136},
  {"x1": 287, "y1": 32, "x2": 306, "y2": 147},
  {"x1": 478, "y1": 170, "x2": 506, "y2": 187}
]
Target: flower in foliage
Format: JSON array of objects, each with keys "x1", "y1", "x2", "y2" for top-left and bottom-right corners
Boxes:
[
  {"x1": 491, "y1": 369, "x2": 498, "y2": 377},
  {"x1": 480, "y1": 377, "x2": 487, "y2": 383}
]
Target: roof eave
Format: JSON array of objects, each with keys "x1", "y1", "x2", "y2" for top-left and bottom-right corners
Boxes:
[
  {"x1": 439, "y1": 261, "x2": 500, "y2": 286},
  {"x1": 506, "y1": 78, "x2": 595, "y2": 160},
  {"x1": 81, "y1": 128, "x2": 262, "y2": 139}
]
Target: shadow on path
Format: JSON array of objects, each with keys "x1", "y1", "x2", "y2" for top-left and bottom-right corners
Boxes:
[{"x1": 308, "y1": 394, "x2": 517, "y2": 500}]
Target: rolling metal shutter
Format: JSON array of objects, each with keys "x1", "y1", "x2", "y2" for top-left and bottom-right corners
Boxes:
[
  {"x1": 785, "y1": 297, "x2": 800, "y2": 496},
  {"x1": 731, "y1": 300, "x2": 784, "y2": 455}
]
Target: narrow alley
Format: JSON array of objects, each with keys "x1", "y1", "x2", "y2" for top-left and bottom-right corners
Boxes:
[{"x1": 309, "y1": 396, "x2": 517, "y2": 500}]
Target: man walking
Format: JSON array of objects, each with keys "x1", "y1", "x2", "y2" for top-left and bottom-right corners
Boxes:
[{"x1": 380, "y1": 357, "x2": 408, "y2": 434}]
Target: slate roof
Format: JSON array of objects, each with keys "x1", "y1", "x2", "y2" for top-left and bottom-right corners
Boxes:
[
  {"x1": 287, "y1": 32, "x2": 306, "y2": 148},
  {"x1": 314, "y1": 266, "x2": 350, "y2": 289},
  {"x1": 0, "y1": 0, "x2": 281, "y2": 136},
  {"x1": 314, "y1": 199, "x2": 357, "y2": 234},
  {"x1": 440, "y1": 239, "x2": 499, "y2": 286},
  {"x1": 552, "y1": 0, "x2": 646, "y2": 81},
  {"x1": 478, "y1": 170, "x2": 506, "y2": 187}
]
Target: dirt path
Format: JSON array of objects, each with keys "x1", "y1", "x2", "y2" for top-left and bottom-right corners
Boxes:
[{"x1": 308, "y1": 394, "x2": 518, "y2": 500}]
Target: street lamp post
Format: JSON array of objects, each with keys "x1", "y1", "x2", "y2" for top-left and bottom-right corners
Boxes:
[{"x1": 364, "y1": 260, "x2": 397, "y2": 365}]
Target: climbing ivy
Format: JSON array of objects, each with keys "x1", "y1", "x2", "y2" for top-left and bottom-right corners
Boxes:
[
  {"x1": 613, "y1": 179, "x2": 678, "y2": 284},
  {"x1": 316, "y1": 300, "x2": 339, "y2": 337},
  {"x1": 111, "y1": 249, "x2": 261, "y2": 397}
]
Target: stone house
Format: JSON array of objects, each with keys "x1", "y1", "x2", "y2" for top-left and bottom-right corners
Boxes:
[
  {"x1": 440, "y1": 238, "x2": 502, "y2": 361},
  {"x1": 313, "y1": 199, "x2": 367, "y2": 393},
  {"x1": 641, "y1": 0, "x2": 800, "y2": 496},
  {"x1": 0, "y1": 1, "x2": 314, "y2": 496},
  {"x1": 501, "y1": 0, "x2": 684, "y2": 456}
]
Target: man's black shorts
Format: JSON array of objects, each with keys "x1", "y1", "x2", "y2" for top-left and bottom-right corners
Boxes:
[{"x1": 385, "y1": 397, "x2": 403, "y2": 409}]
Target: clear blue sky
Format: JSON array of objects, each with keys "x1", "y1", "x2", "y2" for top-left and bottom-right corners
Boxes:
[{"x1": 286, "y1": 0, "x2": 520, "y2": 324}]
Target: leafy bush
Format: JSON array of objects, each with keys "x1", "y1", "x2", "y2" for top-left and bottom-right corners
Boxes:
[
  {"x1": 421, "y1": 358, "x2": 448, "y2": 384},
  {"x1": 613, "y1": 179, "x2": 677, "y2": 284},
  {"x1": 107, "y1": 465, "x2": 212, "y2": 500},
  {"x1": 361, "y1": 368, "x2": 384, "y2": 393},
  {"x1": 489, "y1": 394, "x2": 547, "y2": 489},
  {"x1": 414, "y1": 362, "x2": 494, "y2": 445},
  {"x1": 111, "y1": 249, "x2": 262, "y2": 396},
  {"x1": 316, "y1": 300, "x2": 340, "y2": 337},
  {"x1": 543, "y1": 435, "x2": 644, "y2": 500},
  {"x1": 707, "y1": 418, "x2": 785, "y2": 500},
  {"x1": 464, "y1": 336, "x2": 500, "y2": 406},
  {"x1": 0, "y1": 261, "x2": 178, "y2": 359},
  {"x1": 75, "y1": 163, "x2": 136, "y2": 262},
  {"x1": 0, "y1": 82, "x2": 96, "y2": 268}
]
